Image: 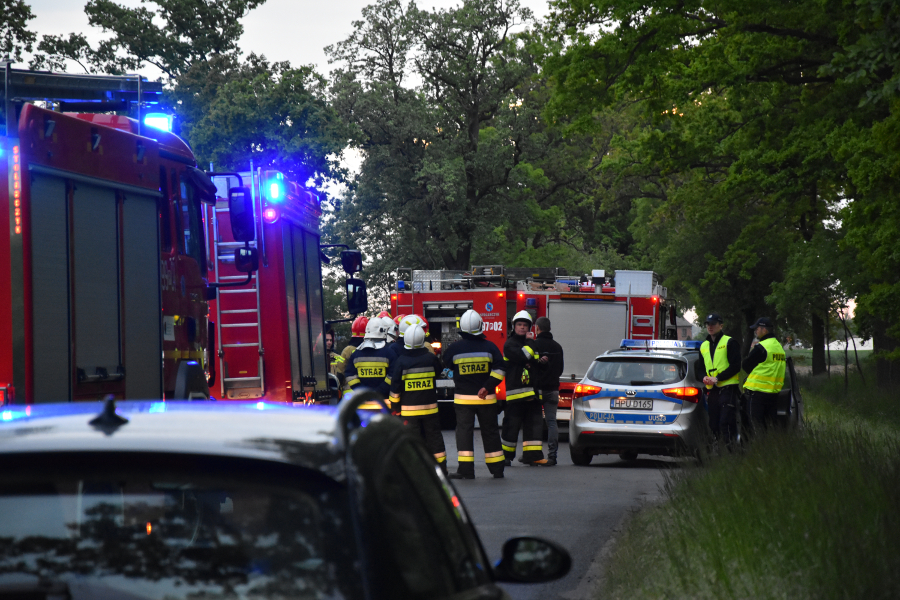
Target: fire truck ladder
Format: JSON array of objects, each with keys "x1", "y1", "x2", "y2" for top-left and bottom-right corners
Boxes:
[{"x1": 213, "y1": 213, "x2": 264, "y2": 398}]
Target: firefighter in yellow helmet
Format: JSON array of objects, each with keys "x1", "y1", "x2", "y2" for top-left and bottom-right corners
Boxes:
[{"x1": 500, "y1": 310, "x2": 546, "y2": 465}]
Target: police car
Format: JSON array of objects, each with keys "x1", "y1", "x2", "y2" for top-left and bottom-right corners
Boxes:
[
  {"x1": 568, "y1": 339, "x2": 710, "y2": 464},
  {"x1": 0, "y1": 392, "x2": 570, "y2": 598}
]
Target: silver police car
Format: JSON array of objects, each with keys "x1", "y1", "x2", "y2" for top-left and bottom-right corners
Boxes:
[{"x1": 568, "y1": 339, "x2": 708, "y2": 465}]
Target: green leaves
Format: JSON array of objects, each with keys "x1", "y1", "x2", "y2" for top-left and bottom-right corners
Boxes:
[{"x1": 0, "y1": 0, "x2": 36, "y2": 63}]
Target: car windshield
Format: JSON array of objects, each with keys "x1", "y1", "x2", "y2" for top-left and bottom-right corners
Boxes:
[
  {"x1": 0, "y1": 455, "x2": 361, "y2": 599},
  {"x1": 587, "y1": 358, "x2": 686, "y2": 385}
]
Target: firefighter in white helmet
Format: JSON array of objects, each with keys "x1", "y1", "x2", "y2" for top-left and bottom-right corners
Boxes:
[
  {"x1": 388, "y1": 323, "x2": 447, "y2": 473},
  {"x1": 500, "y1": 310, "x2": 546, "y2": 465},
  {"x1": 398, "y1": 314, "x2": 436, "y2": 355},
  {"x1": 344, "y1": 317, "x2": 395, "y2": 410},
  {"x1": 441, "y1": 309, "x2": 507, "y2": 478}
]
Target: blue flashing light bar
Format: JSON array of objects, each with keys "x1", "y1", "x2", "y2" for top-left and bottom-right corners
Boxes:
[
  {"x1": 620, "y1": 339, "x2": 702, "y2": 350},
  {"x1": 143, "y1": 112, "x2": 172, "y2": 132}
]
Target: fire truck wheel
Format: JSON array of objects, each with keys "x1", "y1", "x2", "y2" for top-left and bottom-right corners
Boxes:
[{"x1": 174, "y1": 360, "x2": 210, "y2": 401}]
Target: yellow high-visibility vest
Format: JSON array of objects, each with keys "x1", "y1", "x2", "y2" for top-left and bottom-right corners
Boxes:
[
  {"x1": 744, "y1": 338, "x2": 786, "y2": 393},
  {"x1": 700, "y1": 335, "x2": 741, "y2": 389}
]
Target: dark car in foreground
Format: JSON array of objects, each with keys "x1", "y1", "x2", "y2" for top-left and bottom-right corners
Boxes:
[{"x1": 0, "y1": 393, "x2": 570, "y2": 599}]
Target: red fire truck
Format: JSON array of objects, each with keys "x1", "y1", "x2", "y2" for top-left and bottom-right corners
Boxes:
[
  {"x1": 206, "y1": 170, "x2": 366, "y2": 403},
  {"x1": 390, "y1": 266, "x2": 676, "y2": 427},
  {"x1": 0, "y1": 69, "x2": 234, "y2": 404}
]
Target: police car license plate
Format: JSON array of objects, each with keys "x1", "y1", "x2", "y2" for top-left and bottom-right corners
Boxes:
[{"x1": 612, "y1": 398, "x2": 652, "y2": 410}]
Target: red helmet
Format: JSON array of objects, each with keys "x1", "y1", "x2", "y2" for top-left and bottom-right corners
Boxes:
[
  {"x1": 394, "y1": 314, "x2": 406, "y2": 326},
  {"x1": 377, "y1": 310, "x2": 392, "y2": 319},
  {"x1": 412, "y1": 314, "x2": 429, "y2": 335},
  {"x1": 351, "y1": 316, "x2": 370, "y2": 337}
]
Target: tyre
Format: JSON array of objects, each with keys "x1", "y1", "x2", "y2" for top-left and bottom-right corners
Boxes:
[
  {"x1": 570, "y1": 443, "x2": 592, "y2": 466},
  {"x1": 618, "y1": 451, "x2": 638, "y2": 461}
]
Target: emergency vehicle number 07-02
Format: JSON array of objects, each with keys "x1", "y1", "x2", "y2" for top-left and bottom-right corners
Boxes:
[{"x1": 481, "y1": 321, "x2": 502, "y2": 331}]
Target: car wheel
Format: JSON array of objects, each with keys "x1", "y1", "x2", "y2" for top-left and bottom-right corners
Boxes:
[
  {"x1": 570, "y1": 444, "x2": 592, "y2": 466},
  {"x1": 618, "y1": 452, "x2": 638, "y2": 461}
]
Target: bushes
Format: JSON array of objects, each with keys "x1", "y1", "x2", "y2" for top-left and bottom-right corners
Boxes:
[{"x1": 601, "y1": 369, "x2": 900, "y2": 599}]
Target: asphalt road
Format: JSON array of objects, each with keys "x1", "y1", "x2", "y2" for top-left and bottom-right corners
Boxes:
[{"x1": 443, "y1": 428, "x2": 680, "y2": 600}]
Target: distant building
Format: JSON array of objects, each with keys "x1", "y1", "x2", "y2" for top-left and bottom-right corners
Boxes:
[{"x1": 675, "y1": 316, "x2": 694, "y2": 341}]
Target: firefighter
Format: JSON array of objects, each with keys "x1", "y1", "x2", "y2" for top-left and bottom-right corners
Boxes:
[
  {"x1": 385, "y1": 315, "x2": 405, "y2": 358},
  {"x1": 339, "y1": 316, "x2": 369, "y2": 390},
  {"x1": 442, "y1": 309, "x2": 506, "y2": 479},
  {"x1": 388, "y1": 323, "x2": 447, "y2": 473},
  {"x1": 500, "y1": 310, "x2": 546, "y2": 466},
  {"x1": 742, "y1": 317, "x2": 786, "y2": 434},
  {"x1": 325, "y1": 328, "x2": 345, "y2": 402},
  {"x1": 698, "y1": 313, "x2": 743, "y2": 450},
  {"x1": 344, "y1": 318, "x2": 394, "y2": 409}
]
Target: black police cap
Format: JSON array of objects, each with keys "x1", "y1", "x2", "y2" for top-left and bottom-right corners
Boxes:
[
  {"x1": 749, "y1": 316, "x2": 775, "y2": 329},
  {"x1": 704, "y1": 313, "x2": 723, "y2": 324}
]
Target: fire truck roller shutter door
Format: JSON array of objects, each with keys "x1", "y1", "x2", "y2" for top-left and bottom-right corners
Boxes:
[
  {"x1": 121, "y1": 190, "x2": 162, "y2": 399},
  {"x1": 546, "y1": 300, "x2": 627, "y2": 381},
  {"x1": 72, "y1": 183, "x2": 121, "y2": 386},
  {"x1": 29, "y1": 174, "x2": 71, "y2": 402}
]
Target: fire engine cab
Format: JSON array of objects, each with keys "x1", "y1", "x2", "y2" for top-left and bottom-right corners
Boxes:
[{"x1": 390, "y1": 266, "x2": 677, "y2": 427}]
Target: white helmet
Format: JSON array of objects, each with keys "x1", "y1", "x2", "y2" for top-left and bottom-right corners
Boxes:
[
  {"x1": 459, "y1": 309, "x2": 484, "y2": 335},
  {"x1": 399, "y1": 314, "x2": 426, "y2": 336},
  {"x1": 512, "y1": 310, "x2": 533, "y2": 325},
  {"x1": 404, "y1": 323, "x2": 426, "y2": 349},
  {"x1": 364, "y1": 317, "x2": 388, "y2": 340},
  {"x1": 381, "y1": 316, "x2": 398, "y2": 340}
]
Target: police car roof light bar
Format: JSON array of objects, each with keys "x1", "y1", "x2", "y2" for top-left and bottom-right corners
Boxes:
[{"x1": 620, "y1": 339, "x2": 702, "y2": 351}]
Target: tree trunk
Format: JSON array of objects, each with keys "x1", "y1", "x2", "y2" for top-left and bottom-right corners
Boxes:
[
  {"x1": 873, "y1": 319, "x2": 900, "y2": 389},
  {"x1": 811, "y1": 311, "x2": 826, "y2": 375}
]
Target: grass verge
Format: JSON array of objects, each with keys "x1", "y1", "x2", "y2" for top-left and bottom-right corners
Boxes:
[{"x1": 600, "y1": 367, "x2": 900, "y2": 599}]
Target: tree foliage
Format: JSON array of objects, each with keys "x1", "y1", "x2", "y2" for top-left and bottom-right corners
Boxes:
[
  {"x1": 542, "y1": 0, "x2": 900, "y2": 378},
  {"x1": 0, "y1": 0, "x2": 36, "y2": 63},
  {"x1": 325, "y1": 0, "x2": 642, "y2": 290}
]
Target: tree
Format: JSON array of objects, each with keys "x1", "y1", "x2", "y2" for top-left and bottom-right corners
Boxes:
[
  {"x1": 0, "y1": 0, "x2": 36, "y2": 63},
  {"x1": 540, "y1": 0, "x2": 899, "y2": 376}
]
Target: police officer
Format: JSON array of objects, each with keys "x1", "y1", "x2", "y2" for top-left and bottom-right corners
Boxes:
[
  {"x1": 344, "y1": 318, "x2": 395, "y2": 410},
  {"x1": 389, "y1": 323, "x2": 447, "y2": 473},
  {"x1": 442, "y1": 309, "x2": 506, "y2": 479},
  {"x1": 742, "y1": 317, "x2": 786, "y2": 433},
  {"x1": 699, "y1": 313, "x2": 742, "y2": 450},
  {"x1": 501, "y1": 310, "x2": 546, "y2": 466}
]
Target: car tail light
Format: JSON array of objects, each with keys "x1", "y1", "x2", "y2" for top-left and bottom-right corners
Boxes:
[
  {"x1": 662, "y1": 387, "x2": 701, "y2": 402},
  {"x1": 573, "y1": 384, "x2": 601, "y2": 400}
]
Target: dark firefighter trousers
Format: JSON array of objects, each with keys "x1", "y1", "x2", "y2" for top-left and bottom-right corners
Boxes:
[
  {"x1": 455, "y1": 403, "x2": 505, "y2": 476},
  {"x1": 500, "y1": 399, "x2": 545, "y2": 463},
  {"x1": 403, "y1": 414, "x2": 448, "y2": 472}
]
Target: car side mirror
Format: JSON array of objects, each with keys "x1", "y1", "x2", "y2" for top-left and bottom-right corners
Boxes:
[
  {"x1": 669, "y1": 305, "x2": 676, "y2": 326},
  {"x1": 228, "y1": 186, "x2": 256, "y2": 242},
  {"x1": 492, "y1": 536, "x2": 571, "y2": 583},
  {"x1": 234, "y1": 247, "x2": 259, "y2": 273},
  {"x1": 346, "y1": 277, "x2": 368, "y2": 316}
]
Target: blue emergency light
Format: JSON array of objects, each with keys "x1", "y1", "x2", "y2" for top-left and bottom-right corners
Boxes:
[
  {"x1": 620, "y1": 339, "x2": 701, "y2": 350},
  {"x1": 143, "y1": 113, "x2": 172, "y2": 132},
  {"x1": 263, "y1": 171, "x2": 286, "y2": 202}
]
